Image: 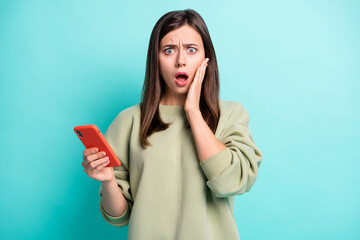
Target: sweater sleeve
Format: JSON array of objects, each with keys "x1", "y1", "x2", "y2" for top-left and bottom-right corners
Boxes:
[
  {"x1": 98, "y1": 110, "x2": 134, "y2": 227},
  {"x1": 199, "y1": 103, "x2": 263, "y2": 198}
]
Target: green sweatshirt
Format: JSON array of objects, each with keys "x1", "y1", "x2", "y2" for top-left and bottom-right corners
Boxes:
[{"x1": 99, "y1": 99, "x2": 263, "y2": 240}]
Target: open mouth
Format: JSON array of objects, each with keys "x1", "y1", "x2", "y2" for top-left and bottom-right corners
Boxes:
[
  {"x1": 175, "y1": 72, "x2": 189, "y2": 82},
  {"x1": 174, "y1": 72, "x2": 189, "y2": 86}
]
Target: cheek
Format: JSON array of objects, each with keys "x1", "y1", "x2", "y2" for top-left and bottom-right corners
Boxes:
[
  {"x1": 195, "y1": 53, "x2": 206, "y2": 66},
  {"x1": 159, "y1": 57, "x2": 171, "y2": 76},
  {"x1": 190, "y1": 58, "x2": 205, "y2": 77}
]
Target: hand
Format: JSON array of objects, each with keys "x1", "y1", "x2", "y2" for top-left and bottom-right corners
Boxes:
[
  {"x1": 82, "y1": 147, "x2": 115, "y2": 183},
  {"x1": 184, "y1": 58, "x2": 209, "y2": 113}
]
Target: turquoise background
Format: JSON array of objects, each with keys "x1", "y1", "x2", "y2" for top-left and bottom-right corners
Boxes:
[{"x1": 1, "y1": 0, "x2": 359, "y2": 239}]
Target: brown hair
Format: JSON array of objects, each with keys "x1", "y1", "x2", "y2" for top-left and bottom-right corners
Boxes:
[{"x1": 140, "y1": 9, "x2": 220, "y2": 149}]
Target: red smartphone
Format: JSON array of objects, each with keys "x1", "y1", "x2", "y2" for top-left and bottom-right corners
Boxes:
[{"x1": 74, "y1": 124, "x2": 121, "y2": 167}]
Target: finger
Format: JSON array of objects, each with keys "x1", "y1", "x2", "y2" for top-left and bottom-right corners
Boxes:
[
  {"x1": 83, "y1": 147, "x2": 98, "y2": 157},
  {"x1": 200, "y1": 62, "x2": 208, "y2": 84},
  {"x1": 89, "y1": 157, "x2": 110, "y2": 175},
  {"x1": 86, "y1": 156, "x2": 109, "y2": 172},
  {"x1": 83, "y1": 151, "x2": 107, "y2": 167},
  {"x1": 193, "y1": 63, "x2": 202, "y2": 84},
  {"x1": 198, "y1": 61, "x2": 207, "y2": 85},
  {"x1": 201, "y1": 58, "x2": 209, "y2": 68},
  {"x1": 201, "y1": 58, "x2": 208, "y2": 70},
  {"x1": 91, "y1": 160, "x2": 110, "y2": 176},
  {"x1": 193, "y1": 58, "x2": 208, "y2": 85}
]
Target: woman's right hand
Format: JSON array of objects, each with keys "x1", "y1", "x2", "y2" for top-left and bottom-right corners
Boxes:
[{"x1": 82, "y1": 147, "x2": 114, "y2": 183}]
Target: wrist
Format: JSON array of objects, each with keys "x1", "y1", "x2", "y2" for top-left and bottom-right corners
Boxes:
[
  {"x1": 101, "y1": 175, "x2": 116, "y2": 186},
  {"x1": 185, "y1": 108, "x2": 202, "y2": 121}
]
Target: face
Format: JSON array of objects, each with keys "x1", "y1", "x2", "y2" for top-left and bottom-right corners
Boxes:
[{"x1": 158, "y1": 24, "x2": 205, "y2": 104}]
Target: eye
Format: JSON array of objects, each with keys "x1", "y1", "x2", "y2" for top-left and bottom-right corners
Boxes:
[
  {"x1": 188, "y1": 47, "x2": 197, "y2": 54},
  {"x1": 164, "y1": 48, "x2": 174, "y2": 55}
]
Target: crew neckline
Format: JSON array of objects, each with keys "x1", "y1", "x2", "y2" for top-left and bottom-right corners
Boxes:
[{"x1": 158, "y1": 103, "x2": 185, "y2": 115}]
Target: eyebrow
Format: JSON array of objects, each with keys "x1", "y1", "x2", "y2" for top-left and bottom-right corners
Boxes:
[{"x1": 161, "y1": 43, "x2": 198, "y2": 49}]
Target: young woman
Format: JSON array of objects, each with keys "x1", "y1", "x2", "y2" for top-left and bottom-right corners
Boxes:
[{"x1": 82, "y1": 9, "x2": 263, "y2": 240}]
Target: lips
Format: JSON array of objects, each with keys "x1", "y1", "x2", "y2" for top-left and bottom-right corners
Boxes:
[
  {"x1": 174, "y1": 71, "x2": 189, "y2": 86},
  {"x1": 175, "y1": 72, "x2": 189, "y2": 81}
]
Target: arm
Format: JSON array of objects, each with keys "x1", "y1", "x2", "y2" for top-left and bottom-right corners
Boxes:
[
  {"x1": 187, "y1": 103, "x2": 263, "y2": 198},
  {"x1": 99, "y1": 110, "x2": 135, "y2": 227},
  {"x1": 186, "y1": 108, "x2": 227, "y2": 163},
  {"x1": 100, "y1": 176, "x2": 127, "y2": 219},
  {"x1": 99, "y1": 171, "x2": 132, "y2": 227}
]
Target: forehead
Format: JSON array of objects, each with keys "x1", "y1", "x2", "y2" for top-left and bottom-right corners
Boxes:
[{"x1": 160, "y1": 25, "x2": 203, "y2": 45}]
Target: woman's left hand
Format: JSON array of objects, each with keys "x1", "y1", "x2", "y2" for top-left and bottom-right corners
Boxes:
[{"x1": 184, "y1": 58, "x2": 209, "y2": 113}]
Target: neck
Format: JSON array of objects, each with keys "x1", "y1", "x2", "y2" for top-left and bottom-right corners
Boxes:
[{"x1": 160, "y1": 95, "x2": 186, "y2": 106}]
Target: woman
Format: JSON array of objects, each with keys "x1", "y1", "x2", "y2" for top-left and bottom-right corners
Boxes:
[{"x1": 82, "y1": 9, "x2": 263, "y2": 240}]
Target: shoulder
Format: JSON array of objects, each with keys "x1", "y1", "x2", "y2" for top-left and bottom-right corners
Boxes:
[
  {"x1": 113, "y1": 103, "x2": 141, "y2": 122},
  {"x1": 107, "y1": 103, "x2": 141, "y2": 133},
  {"x1": 219, "y1": 99, "x2": 247, "y2": 114},
  {"x1": 218, "y1": 99, "x2": 249, "y2": 126},
  {"x1": 105, "y1": 103, "x2": 141, "y2": 140}
]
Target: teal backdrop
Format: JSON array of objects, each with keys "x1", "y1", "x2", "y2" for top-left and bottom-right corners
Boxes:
[{"x1": 1, "y1": 0, "x2": 359, "y2": 239}]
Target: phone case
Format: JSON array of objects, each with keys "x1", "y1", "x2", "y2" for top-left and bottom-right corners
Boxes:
[{"x1": 74, "y1": 124, "x2": 121, "y2": 167}]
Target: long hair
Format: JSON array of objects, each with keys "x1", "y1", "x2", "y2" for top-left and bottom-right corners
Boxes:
[{"x1": 140, "y1": 9, "x2": 220, "y2": 149}]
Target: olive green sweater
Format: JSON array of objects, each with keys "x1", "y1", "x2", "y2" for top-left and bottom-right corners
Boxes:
[{"x1": 99, "y1": 99, "x2": 263, "y2": 240}]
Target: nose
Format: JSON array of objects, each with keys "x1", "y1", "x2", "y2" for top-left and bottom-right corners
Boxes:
[{"x1": 176, "y1": 49, "x2": 186, "y2": 67}]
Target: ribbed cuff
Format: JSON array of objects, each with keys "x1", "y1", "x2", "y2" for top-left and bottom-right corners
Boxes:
[{"x1": 200, "y1": 147, "x2": 232, "y2": 181}]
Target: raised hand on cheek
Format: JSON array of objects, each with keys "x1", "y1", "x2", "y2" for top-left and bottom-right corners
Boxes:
[{"x1": 184, "y1": 58, "x2": 209, "y2": 113}]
